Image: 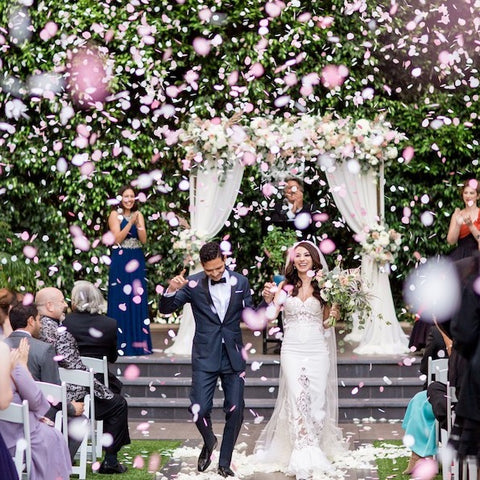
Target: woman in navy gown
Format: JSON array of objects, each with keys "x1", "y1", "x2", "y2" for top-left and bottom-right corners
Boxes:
[{"x1": 107, "y1": 185, "x2": 152, "y2": 356}]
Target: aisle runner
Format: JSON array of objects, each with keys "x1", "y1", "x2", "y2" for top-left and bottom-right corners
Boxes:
[{"x1": 159, "y1": 441, "x2": 411, "y2": 479}]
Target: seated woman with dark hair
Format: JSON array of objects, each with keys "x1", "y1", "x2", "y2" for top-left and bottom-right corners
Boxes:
[{"x1": 0, "y1": 288, "x2": 21, "y2": 338}]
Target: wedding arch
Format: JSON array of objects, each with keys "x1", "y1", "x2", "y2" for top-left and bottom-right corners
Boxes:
[{"x1": 165, "y1": 112, "x2": 409, "y2": 356}]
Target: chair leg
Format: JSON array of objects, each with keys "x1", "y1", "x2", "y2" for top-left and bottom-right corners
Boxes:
[
  {"x1": 467, "y1": 456, "x2": 478, "y2": 480},
  {"x1": 71, "y1": 417, "x2": 89, "y2": 480}
]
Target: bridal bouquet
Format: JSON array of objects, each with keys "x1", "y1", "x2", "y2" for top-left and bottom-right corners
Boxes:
[
  {"x1": 358, "y1": 224, "x2": 402, "y2": 266},
  {"x1": 316, "y1": 265, "x2": 372, "y2": 328}
]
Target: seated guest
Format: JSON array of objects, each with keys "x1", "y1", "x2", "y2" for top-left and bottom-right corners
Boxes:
[
  {"x1": 36, "y1": 287, "x2": 131, "y2": 475},
  {"x1": 402, "y1": 321, "x2": 466, "y2": 474},
  {"x1": 63, "y1": 280, "x2": 123, "y2": 393},
  {"x1": 0, "y1": 341, "x2": 19, "y2": 480},
  {"x1": 0, "y1": 337, "x2": 71, "y2": 480},
  {"x1": 5, "y1": 303, "x2": 85, "y2": 460},
  {"x1": 6, "y1": 303, "x2": 64, "y2": 384},
  {"x1": 0, "y1": 288, "x2": 21, "y2": 338}
]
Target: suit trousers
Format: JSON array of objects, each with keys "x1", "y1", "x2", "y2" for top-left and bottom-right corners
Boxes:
[
  {"x1": 190, "y1": 345, "x2": 245, "y2": 468},
  {"x1": 94, "y1": 393, "x2": 131, "y2": 454}
]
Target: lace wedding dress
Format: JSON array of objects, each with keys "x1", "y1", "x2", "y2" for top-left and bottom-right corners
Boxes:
[{"x1": 253, "y1": 295, "x2": 345, "y2": 479}]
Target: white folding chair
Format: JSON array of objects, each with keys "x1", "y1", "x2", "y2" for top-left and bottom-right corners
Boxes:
[
  {"x1": 427, "y1": 357, "x2": 459, "y2": 480},
  {"x1": 427, "y1": 357, "x2": 449, "y2": 385},
  {"x1": 80, "y1": 356, "x2": 108, "y2": 459},
  {"x1": 0, "y1": 400, "x2": 32, "y2": 480},
  {"x1": 35, "y1": 381, "x2": 68, "y2": 442},
  {"x1": 59, "y1": 367, "x2": 96, "y2": 479}
]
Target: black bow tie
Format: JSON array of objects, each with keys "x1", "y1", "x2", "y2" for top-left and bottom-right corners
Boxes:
[{"x1": 211, "y1": 277, "x2": 227, "y2": 285}]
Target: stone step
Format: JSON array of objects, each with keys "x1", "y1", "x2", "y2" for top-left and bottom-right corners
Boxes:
[
  {"x1": 121, "y1": 376, "x2": 422, "y2": 400},
  {"x1": 126, "y1": 396, "x2": 412, "y2": 423},
  {"x1": 115, "y1": 355, "x2": 422, "y2": 379}
]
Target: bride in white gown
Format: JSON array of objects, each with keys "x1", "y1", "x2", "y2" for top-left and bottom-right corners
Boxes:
[{"x1": 254, "y1": 241, "x2": 345, "y2": 480}]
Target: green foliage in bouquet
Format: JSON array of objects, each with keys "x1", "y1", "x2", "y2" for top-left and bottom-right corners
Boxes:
[{"x1": 316, "y1": 264, "x2": 372, "y2": 331}]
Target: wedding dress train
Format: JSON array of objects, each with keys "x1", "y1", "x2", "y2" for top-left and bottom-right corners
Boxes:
[{"x1": 253, "y1": 295, "x2": 345, "y2": 479}]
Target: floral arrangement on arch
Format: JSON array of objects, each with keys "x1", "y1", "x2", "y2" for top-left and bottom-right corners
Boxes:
[
  {"x1": 177, "y1": 111, "x2": 257, "y2": 182},
  {"x1": 315, "y1": 116, "x2": 406, "y2": 174},
  {"x1": 172, "y1": 229, "x2": 206, "y2": 266},
  {"x1": 356, "y1": 224, "x2": 402, "y2": 266},
  {"x1": 316, "y1": 262, "x2": 372, "y2": 329},
  {"x1": 178, "y1": 111, "x2": 406, "y2": 178}
]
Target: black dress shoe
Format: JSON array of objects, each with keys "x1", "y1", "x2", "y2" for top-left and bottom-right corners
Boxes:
[
  {"x1": 218, "y1": 466, "x2": 235, "y2": 477},
  {"x1": 98, "y1": 461, "x2": 128, "y2": 474},
  {"x1": 197, "y1": 438, "x2": 218, "y2": 472}
]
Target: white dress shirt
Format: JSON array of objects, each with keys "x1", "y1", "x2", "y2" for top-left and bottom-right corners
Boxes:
[{"x1": 209, "y1": 271, "x2": 231, "y2": 322}]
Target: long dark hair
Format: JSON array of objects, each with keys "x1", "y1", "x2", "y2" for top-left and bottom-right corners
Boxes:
[
  {"x1": 460, "y1": 179, "x2": 480, "y2": 197},
  {"x1": 284, "y1": 241, "x2": 324, "y2": 305},
  {"x1": 111, "y1": 185, "x2": 138, "y2": 212}
]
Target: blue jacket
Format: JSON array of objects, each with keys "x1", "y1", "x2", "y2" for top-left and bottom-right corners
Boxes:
[{"x1": 159, "y1": 270, "x2": 254, "y2": 372}]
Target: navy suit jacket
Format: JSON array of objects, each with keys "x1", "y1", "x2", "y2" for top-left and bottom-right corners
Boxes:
[{"x1": 159, "y1": 270, "x2": 254, "y2": 372}]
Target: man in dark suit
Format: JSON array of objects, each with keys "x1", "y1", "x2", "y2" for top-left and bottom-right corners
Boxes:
[
  {"x1": 159, "y1": 242, "x2": 267, "y2": 477},
  {"x1": 5, "y1": 302, "x2": 85, "y2": 460},
  {"x1": 63, "y1": 280, "x2": 122, "y2": 394},
  {"x1": 267, "y1": 176, "x2": 318, "y2": 240}
]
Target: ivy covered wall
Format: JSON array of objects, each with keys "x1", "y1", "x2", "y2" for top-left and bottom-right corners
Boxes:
[{"x1": 1, "y1": 0, "x2": 479, "y2": 318}]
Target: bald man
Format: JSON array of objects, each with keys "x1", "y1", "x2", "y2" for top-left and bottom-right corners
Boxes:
[{"x1": 36, "y1": 287, "x2": 130, "y2": 474}]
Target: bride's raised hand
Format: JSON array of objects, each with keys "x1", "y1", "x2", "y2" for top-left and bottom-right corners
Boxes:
[{"x1": 262, "y1": 282, "x2": 276, "y2": 304}]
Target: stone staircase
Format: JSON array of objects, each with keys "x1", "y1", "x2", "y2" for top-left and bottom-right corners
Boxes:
[{"x1": 115, "y1": 330, "x2": 422, "y2": 423}]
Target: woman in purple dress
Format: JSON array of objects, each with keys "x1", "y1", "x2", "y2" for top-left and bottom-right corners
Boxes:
[
  {"x1": 107, "y1": 185, "x2": 152, "y2": 356},
  {"x1": 0, "y1": 341, "x2": 19, "y2": 480},
  {"x1": 0, "y1": 339, "x2": 71, "y2": 480}
]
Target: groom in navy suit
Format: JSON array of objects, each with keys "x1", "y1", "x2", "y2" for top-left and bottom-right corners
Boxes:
[{"x1": 159, "y1": 242, "x2": 266, "y2": 477}]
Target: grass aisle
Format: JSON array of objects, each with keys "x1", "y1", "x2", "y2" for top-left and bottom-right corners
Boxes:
[
  {"x1": 85, "y1": 440, "x2": 182, "y2": 479},
  {"x1": 375, "y1": 441, "x2": 441, "y2": 480}
]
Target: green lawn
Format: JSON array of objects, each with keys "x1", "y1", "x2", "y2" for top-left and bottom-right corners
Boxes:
[
  {"x1": 85, "y1": 440, "x2": 182, "y2": 480},
  {"x1": 375, "y1": 440, "x2": 442, "y2": 480}
]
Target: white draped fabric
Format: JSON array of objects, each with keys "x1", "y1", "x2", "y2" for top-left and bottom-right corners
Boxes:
[
  {"x1": 164, "y1": 160, "x2": 245, "y2": 355},
  {"x1": 325, "y1": 163, "x2": 409, "y2": 354}
]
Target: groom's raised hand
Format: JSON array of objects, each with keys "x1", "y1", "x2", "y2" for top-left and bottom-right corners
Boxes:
[{"x1": 167, "y1": 268, "x2": 188, "y2": 293}]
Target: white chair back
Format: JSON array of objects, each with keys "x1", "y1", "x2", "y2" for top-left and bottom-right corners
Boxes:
[
  {"x1": 80, "y1": 356, "x2": 109, "y2": 388},
  {"x1": 427, "y1": 357, "x2": 449, "y2": 385},
  {"x1": 59, "y1": 367, "x2": 96, "y2": 478},
  {"x1": 35, "y1": 381, "x2": 68, "y2": 442},
  {"x1": 80, "y1": 356, "x2": 109, "y2": 459},
  {"x1": 0, "y1": 400, "x2": 31, "y2": 480}
]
